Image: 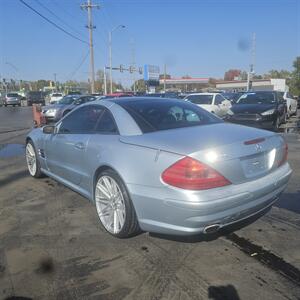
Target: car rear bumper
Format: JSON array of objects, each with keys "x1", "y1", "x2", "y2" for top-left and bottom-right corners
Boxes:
[
  {"x1": 128, "y1": 162, "x2": 292, "y2": 235},
  {"x1": 5, "y1": 100, "x2": 20, "y2": 105}
]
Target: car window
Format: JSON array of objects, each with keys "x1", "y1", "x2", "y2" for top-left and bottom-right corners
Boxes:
[
  {"x1": 277, "y1": 92, "x2": 284, "y2": 102},
  {"x1": 7, "y1": 93, "x2": 19, "y2": 97},
  {"x1": 186, "y1": 94, "x2": 213, "y2": 105},
  {"x1": 117, "y1": 99, "x2": 221, "y2": 133},
  {"x1": 95, "y1": 110, "x2": 118, "y2": 134},
  {"x1": 59, "y1": 105, "x2": 103, "y2": 134},
  {"x1": 214, "y1": 95, "x2": 224, "y2": 105},
  {"x1": 237, "y1": 92, "x2": 276, "y2": 104}
]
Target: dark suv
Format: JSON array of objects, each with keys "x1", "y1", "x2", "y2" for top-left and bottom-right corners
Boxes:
[
  {"x1": 226, "y1": 91, "x2": 287, "y2": 131},
  {"x1": 26, "y1": 91, "x2": 45, "y2": 106}
]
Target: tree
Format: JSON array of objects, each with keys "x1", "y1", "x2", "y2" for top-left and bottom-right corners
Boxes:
[
  {"x1": 263, "y1": 69, "x2": 291, "y2": 79},
  {"x1": 224, "y1": 69, "x2": 241, "y2": 81},
  {"x1": 290, "y1": 57, "x2": 300, "y2": 95},
  {"x1": 132, "y1": 79, "x2": 146, "y2": 92}
]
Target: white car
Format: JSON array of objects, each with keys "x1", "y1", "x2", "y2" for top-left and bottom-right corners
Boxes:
[
  {"x1": 280, "y1": 91, "x2": 297, "y2": 118},
  {"x1": 184, "y1": 93, "x2": 232, "y2": 117},
  {"x1": 50, "y1": 93, "x2": 64, "y2": 104}
]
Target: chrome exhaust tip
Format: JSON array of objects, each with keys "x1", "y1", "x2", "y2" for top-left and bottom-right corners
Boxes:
[{"x1": 203, "y1": 224, "x2": 221, "y2": 234}]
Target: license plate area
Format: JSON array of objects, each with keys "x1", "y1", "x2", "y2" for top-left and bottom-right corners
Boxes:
[{"x1": 241, "y1": 152, "x2": 268, "y2": 178}]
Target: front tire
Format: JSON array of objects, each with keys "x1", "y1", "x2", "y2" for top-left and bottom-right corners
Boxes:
[
  {"x1": 95, "y1": 169, "x2": 140, "y2": 238},
  {"x1": 26, "y1": 141, "x2": 43, "y2": 178},
  {"x1": 273, "y1": 117, "x2": 280, "y2": 132}
]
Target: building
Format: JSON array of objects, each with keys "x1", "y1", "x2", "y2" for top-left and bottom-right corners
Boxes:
[
  {"x1": 159, "y1": 77, "x2": 210, "y2": 92},
  {"x1": 216, "y1": 78, "x2": 287, "y2": 92}
]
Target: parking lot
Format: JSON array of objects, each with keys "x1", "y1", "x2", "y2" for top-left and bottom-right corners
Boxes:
[{"x1": 0, "y1": 106, "x2": 299, "y2": 300}]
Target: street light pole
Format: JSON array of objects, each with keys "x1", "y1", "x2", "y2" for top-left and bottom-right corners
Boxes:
[{"x1": 109, "y1": 25, "x2": 125, "y2": 94}]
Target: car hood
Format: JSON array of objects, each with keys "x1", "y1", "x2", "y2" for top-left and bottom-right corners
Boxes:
[
  {"x1": 120, "y1": 122, "x2": 275, "y2": 156},
  {"x1": 231, "y1": 104, "x2": 276, "y2": 114}
]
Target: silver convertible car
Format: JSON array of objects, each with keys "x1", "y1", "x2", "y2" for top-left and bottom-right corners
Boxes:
[{"x1": 25, "y1": 97, "x2": 292, "y2": 238}]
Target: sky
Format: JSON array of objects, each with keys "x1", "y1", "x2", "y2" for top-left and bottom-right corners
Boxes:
[{"x1": 0, "y1": 0, "x2": 299, "y2": 88}]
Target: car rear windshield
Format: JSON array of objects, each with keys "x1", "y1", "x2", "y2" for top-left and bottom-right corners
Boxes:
[
  {"x1": 236, "y1": 92, "x2": 276, "y2": 104},
  {"x1": 186, "y1": 94, "x2": 213, "y2": 105},
  {"x1": 7, "y1": 93, "x2": 19, "y2": 97},
  {"x1": 117, "y1": 98, "x2": 222, "y2": 133},
  {"x1": 52, "y1": 93, "x2": 62, "y2": 97}
]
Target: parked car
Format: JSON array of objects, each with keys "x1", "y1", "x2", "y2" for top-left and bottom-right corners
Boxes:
[
  {"x1": 184, "y1": 93, "x2": 232, "y2": 117},
  {"x1": 279, "y1": 91, "x2": 297, "y2": 118},
  {"x1": 226, "y1": 91, "x2": 287, "y2": 131},
  {"x1": 42, "y1": 95, "x2": 96, "y2": 123},
  {"x1": 27, "y1": 91, "x2": 45, "y2": 106},
  {"x1": 4, "y1": 93, "x2": 21, "y2": 106},
  {"x1": 222, "y1": 92, "x2": 245, "y2": 103},
  {"x1": 26, "y1": 97, "x2": 291, "y2": 238},
  {"x1": 50, "y1": 92, "x2": 64, "y2": 104}
]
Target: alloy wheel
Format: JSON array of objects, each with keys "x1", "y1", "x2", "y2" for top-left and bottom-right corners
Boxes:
[
  {"x1": 26, "y1": 143, "x2": 37, "y2": 176},
  {"x1": 95, "y1": 175, "x2": 126, "y2": 234}
]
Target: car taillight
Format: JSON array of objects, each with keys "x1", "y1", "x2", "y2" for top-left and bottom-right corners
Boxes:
[
  {"x1": 161, "y1": 156, "x2": 231, "y2": 190},
  {"x1": 278, "y1": 142, "x2": 288, "y2": 166}
]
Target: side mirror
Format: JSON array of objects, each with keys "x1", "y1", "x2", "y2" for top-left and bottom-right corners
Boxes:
[{"x1": 43, "y1": 125, "x2": 55, "y2": 134}]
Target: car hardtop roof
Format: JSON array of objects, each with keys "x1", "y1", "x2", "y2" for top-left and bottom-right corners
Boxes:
[
  {"x1": 186, "y1": 92, "x2": 220, "y2": 95},
  {"x1": 110, "y1": 96, "x2": 186, "y2": 104}
]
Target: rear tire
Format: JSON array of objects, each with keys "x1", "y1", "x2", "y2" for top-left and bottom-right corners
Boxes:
[
  {"x1": 94, "y1": 169, "x2": 140, "y2": 238},
  {"x1": 26, "y1": 141, "x2": 43, "y2": 178}
]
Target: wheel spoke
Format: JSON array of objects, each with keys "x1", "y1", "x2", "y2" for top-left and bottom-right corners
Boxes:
[
  {"x1": 102, "y1": 177, "x2": 113, "y2": 196},
  {"x1": 116, "y1": 209, "x2": 124, "y2": 227},
  {"x1": 96, "y1": 183, "x2": 110, "y2": 199},
  {"x1": 99, "y1": 205, "x2": 112, "y2": 217}
]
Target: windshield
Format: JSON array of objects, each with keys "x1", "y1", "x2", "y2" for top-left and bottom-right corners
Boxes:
[
  {"x1": 186, "y1": 94, "x2": 213, "y2": 105},
  {"x1": 236, "y1": 92, "x2": 276, "y2": 104},
  {"x1": 7, "y1": 93, "x2": 19, "y2": 97},
  {"x1": 58, "y1": 96, "x2": 78, "y2": 105},
  {"x1": 117, "y1": 98, "x2": 221, "y2": 133}
]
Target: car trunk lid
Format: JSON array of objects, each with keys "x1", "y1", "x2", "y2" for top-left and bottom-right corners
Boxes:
[{"x1": 120, "y1": 123, "x2": 286, "y2": 184}]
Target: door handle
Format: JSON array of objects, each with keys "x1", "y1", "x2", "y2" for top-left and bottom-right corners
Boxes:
[{"x1": 74, "y1": 142, "x2": 85, "y2": 150}]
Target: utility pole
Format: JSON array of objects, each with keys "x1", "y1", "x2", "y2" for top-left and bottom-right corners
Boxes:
[
  {"x1": 103, "y1": 66, "x2": 107, "y2": 95},
  {"x1": 81, "y1": 0, "x2": 99, "y2": 94},
  {"x1": 247, "y1": 32, "x2": 256, "y2": 91},
  {"x1": 109, "y1": 25, "x2": 125, "y2": 94}
]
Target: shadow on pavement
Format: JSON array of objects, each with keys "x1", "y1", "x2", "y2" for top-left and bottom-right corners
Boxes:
[
  {"x1": 208, "y1": 284, "x2": 240, "y2": 300},
  {"x1": 275, "y1": 190, "x2": 300, "y2": 214},
  {"x1": 0, "y1": 169, "x2": 28, "y2": 188}
]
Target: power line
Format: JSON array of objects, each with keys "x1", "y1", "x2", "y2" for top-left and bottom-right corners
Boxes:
[
  {"x1": 66, "y1": 50, "x2": 90, "y2": 80},
  {"x1": 34, "y1": 0, "x2": 85, "y2": 37},
  {"x1": 19, "y1": 0, "x2": 89, "y2": 45}
]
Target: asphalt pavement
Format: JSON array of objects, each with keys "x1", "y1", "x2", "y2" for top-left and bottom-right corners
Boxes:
[{"x1": 0, "y1": 107, "x2": 299, "y2": 300}]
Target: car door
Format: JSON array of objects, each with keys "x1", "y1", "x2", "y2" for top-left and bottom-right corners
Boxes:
[
  {"x1": 45, "y1": 105, "x2": 104, "y2": 185},
  {"x1": 213, "y1": 94, "x2": 224, "y2": 116},
  {"x1": 79, "y1": 109, "x2": 120, "y2": 191}
]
